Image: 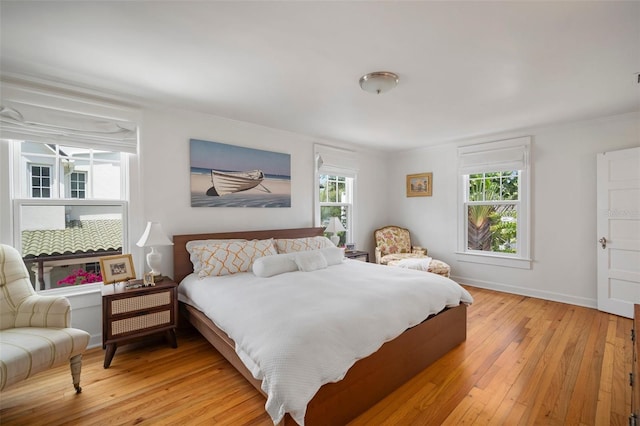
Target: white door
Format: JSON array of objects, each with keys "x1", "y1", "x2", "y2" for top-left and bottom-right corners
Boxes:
[{"x1": 597, "y1": 146, "x2": 640, "y2": 318}]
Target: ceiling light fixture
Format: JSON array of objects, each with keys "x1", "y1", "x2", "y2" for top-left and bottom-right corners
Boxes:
[{"x1": 359, "y1": 71, "x2": 399, "y2": 94}]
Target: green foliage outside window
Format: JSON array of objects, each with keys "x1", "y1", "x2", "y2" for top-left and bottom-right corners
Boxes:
[{"x1": 467, "y1": 171, "x2": 519, "y2": 253}]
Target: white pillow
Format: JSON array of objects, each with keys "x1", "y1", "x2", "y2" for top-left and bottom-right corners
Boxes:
[
  {"x1": 186, "y1": 238, "x2": 247, "y2": 273},
  {"x1": 294, "y1": 250, "x2": 328, "y2": 272},
  {"x1": 190, "y1": 239, "x2": 276, "y2": 277},
  {"x1": 274, "y1": 236, "x2": 334, "y2": 253},
  {"x1": 319, "y1": 247, "x2": 345, "y2": 266},
  {"x1": 252, "y1": 253, "x2": 298, "y2": 278}
]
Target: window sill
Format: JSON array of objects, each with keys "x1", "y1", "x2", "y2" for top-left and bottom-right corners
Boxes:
[
  {"x1": 455, "y1": 251, "x2": 532, "y2": 269},
  {"x1": 38, "y1": 282, "x2": 103, "y2": 297}
]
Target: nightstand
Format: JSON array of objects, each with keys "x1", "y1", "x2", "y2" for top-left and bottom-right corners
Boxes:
[
  {"x1": 102, "y1": 278, "x2": 178, "y2": 368},
  {"x1": 345, "y1": 250, "x2": 369, "y2": 262}
]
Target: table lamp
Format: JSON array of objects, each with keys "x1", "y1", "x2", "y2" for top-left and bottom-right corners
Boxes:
[
  {"x1": 325, "y1": 217, "x2": 346, "y2": 246},
  {"x1": 136, "y1": 221, "x2": 173, "y2": 280}
]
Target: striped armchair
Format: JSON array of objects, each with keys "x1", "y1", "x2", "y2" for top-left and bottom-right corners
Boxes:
[{"x1": 0, "y1": 244, "x2": 90, "y2": 393}]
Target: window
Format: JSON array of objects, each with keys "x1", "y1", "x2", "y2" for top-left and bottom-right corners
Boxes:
[
  {"x1": 1, "y1": 87, "x2": 138, "y2": 292},
  {"x1": 318, "y1": 174, "x2": 353, "y2": 246},
  {"x1": 69, "y1": 171, "x2": 87, "y2": 199},
  {"x1": 466, "y1": 171, "x2": 519, "y2": 253},
  {"x1": 30, "y1": 164, "x2": 51, "y2": 198},
  {"x1": 458, "y1": 137, "x2": 531, "y2": 268},
  {"x1": 14, "y1": 142, "x2": 127, "y2": 290},
  {"x1": 314, "y1": 144, "x2": 358, "y2": 246}
]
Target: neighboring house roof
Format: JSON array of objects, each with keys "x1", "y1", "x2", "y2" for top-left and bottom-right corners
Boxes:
[{"x1": 21, "y1": 219, "x2": 122, "y2": 259}]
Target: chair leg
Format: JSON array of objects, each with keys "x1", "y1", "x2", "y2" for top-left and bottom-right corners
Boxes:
[{"x1": 70, "y1": 354, "x2": 83, "y2": 393}]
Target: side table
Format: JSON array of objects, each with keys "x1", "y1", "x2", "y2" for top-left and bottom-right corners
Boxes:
[
  {"x1": 345, "y1": 250, "x2": 370, "y2": 262},
  {"x1": 102, "y1": 278, "x2": 178, "y2": 368}
]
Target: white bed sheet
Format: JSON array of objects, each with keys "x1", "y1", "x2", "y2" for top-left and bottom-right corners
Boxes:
[{"x1": 178, "y1": 259, "x2": 473, "y2": 425}]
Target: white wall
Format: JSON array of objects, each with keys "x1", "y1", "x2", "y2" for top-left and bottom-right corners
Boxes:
[
  {"x1": 137, "y1": 106, "x2": 389, "y2": 279},
  {"x1": 3, "y1": 79, "x2": 638, "y2": 345},
  {"x1": 390, "y1": 111, "x2": 640, "y2": 307},
  {"x1": 1, "y1": 94, "x2": 388, "y2": 347}
]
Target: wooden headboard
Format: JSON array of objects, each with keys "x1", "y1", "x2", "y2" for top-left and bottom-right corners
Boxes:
[{"x1": 172, "y1": 227, "x2": 325, "y2": 283}]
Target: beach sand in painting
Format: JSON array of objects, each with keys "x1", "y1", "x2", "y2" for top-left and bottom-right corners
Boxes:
[{"x1": 190, "y1": 173, "x2": 291, "y2": 207}]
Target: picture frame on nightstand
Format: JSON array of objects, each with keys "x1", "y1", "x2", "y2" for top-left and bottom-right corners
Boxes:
[
  {"x1": 345, "y1": 243, "x2": 356, "y2": 252},
  {"x1": 143, "y1": 272, "x2": 155, "y2": 286},
  {"x1": 99, "y1": 254, "x2": 136, "y2": 285}
]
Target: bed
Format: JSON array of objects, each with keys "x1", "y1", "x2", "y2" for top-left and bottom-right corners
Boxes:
[{"x1": 173, "y1": 227, "x2": 471, "y2": 425}]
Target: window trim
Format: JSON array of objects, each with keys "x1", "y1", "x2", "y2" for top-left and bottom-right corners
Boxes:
[
  {"x1": 69, "y1": 170, "x2": 87, "y2": 199},
  {"x1": 29, "y1": 163, "x2": 52, "y2": 198},
  {"x1": 316, "y1": 173, "x2": 355, "y2": 244},
  {"x1": 13, "y1": 198, "x2": 129, "y2": 291},
  {"x1": 456, "y1": 137, "x2": 532, "y2": 269},
  {"x1": 0, "y1": 82, "x2": 142, "y2": 297},
  {"x1": 12, "y1": 139, "x2": 130, "y2": 292}
]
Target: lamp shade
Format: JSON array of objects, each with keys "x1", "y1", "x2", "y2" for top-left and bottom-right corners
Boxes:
[
  {"x1": 324, "y1": 217, "x2": 346, "y2": 234},
  {"x1": 136, "y1": 222, "x2": 173, "y2": 247}
]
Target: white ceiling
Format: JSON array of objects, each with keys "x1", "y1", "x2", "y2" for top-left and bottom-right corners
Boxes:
[{"x1": 1, "y1": 1, "x2": 639, "y2": 151}]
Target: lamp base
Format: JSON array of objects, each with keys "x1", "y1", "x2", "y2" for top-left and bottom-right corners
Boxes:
[
  {"x1": 330, "y1": 234, "x2": 340, "y2": 246},
  {"x1": 147, "y1": 248, "x2": 163, "y2": 277}
]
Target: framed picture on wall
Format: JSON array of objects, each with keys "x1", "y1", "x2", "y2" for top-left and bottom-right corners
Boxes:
[
  {"x1": 406, "y1": 172, "x2": 433, "y2": 197},
  {"x1": 189, "y1": 139, "x2": 291, "y2": 208}
]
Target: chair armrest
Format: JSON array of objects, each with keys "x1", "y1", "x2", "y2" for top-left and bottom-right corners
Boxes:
[
  {"x1": 375, "y1": 247, "x2": 382, "y2": 264},
  {"x1": 411, "y1": 246, "x2": 428, "y2": 256},
  {"x1": 15, "y1": 295, "x2": 71, "y2": 328}
]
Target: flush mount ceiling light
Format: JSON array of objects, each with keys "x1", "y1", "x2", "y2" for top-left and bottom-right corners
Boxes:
[{"x1": 359, "y1": 71, "x2": 399, "y2": 94}]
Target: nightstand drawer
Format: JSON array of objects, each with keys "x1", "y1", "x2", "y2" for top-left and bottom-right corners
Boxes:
[
  {"x1": 111, "y1": 291, "x2": 171, "y2": 315},
  {"x1": 111, "y1": 310, "x2": 172, "y2": 336},
  {"x1": 102, "y1": 279, "x2": 179, "y2": 368}
]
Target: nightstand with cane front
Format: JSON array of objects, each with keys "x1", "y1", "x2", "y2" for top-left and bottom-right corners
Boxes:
[{"x1": 102, "y1": 279, "x2": 178, "y2": 368}]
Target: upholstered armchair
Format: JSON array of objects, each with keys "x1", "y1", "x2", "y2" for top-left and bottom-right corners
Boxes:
[
  {"x1": 373, "y1": 226, "x2": 451, "y2": 277},
  {"x1": 0, "y1": 244, "x2": 90, "y2": 393},
  {"x1": 373, "y1": 225, "x2": 427, "y2": 265}
]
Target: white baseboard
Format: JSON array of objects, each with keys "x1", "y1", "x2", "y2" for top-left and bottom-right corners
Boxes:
[{"x1": 451, "y1": 274, "x2": 597, "y2": 310}]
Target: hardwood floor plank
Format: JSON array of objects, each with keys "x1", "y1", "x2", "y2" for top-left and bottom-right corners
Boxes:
[{"x1": 0, "y1": 287, "x2": 632, "y2": 426}]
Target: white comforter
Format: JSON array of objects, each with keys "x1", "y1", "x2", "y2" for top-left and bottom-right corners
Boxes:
[{"x1": 178, "y1": 259, "x2": 473, "y2": 425}]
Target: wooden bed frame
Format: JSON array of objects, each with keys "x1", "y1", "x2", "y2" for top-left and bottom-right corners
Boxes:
[{"x1": 173, "y1": 227, "x2": 467, "y2": 425}]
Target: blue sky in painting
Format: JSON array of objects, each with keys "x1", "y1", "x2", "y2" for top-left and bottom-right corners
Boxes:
[{"x1": 190, "y1": 139, "x2": 290, "y2": 177}]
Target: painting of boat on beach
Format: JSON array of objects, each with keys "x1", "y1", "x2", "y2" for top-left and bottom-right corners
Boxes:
[{"x1": 190, "y1": 139, "x2": 291, "y2": 207}]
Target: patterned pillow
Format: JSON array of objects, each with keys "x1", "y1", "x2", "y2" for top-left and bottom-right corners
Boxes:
[
  {"x1": 186, "y1": 239, "x2": 247, "y2": 273},
  {"x1": 274, "y1": 236, "x2": 334, "y2": 253},
  {"x1": 190, "y1": 239, "x2": 277, "y2": 277}
]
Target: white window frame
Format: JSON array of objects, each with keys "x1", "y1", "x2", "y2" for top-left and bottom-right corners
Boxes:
[
  {"x1": 313, "y1": 144, "x2": 359, "y2": 245},
  {"x1": 456, "y1": 137, "x2": 532, "y2": 269},
  {"x1": 1, "y1": 82, "x2": 140, "y2": 296},
  {"x1": 69, "y1": 170, "x2": 87, "y2": 199},
  {"x1": 318, "y1": 173, "x2": 354, "y2": 244},
  {"x1": 13, "y1": 198, "x2": 129, "y2": 291},
  {"x1": 11, "y1": 141, "x2": 130, "y2": 292},
  {"x1": 29, "y1": 163, "x2": 52, "y2": 198}
]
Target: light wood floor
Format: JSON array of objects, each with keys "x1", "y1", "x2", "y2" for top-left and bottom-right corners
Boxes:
[{"x1": 0, "y1": 287, "x2": 632, "y2": 425}]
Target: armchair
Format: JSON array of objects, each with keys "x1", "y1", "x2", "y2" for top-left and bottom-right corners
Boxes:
[
  {"x1": 0, "y1": 244, "x2": 90, "y2": 393},
  {"x1": 373, "y1": 226, "x2": 451, "y2": 277},
  {"x1": 374, "y1": 225, "x2": 427, "y2": 265}
]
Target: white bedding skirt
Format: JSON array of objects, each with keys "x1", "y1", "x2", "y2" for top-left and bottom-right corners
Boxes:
[{"x1": 178, "y1": 259, "x2": 473, "y2": 425}]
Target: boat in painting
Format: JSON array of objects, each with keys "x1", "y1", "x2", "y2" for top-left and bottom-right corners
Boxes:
[{"x1": 206, "y1": 169, "x2": 266, "y2": 196}]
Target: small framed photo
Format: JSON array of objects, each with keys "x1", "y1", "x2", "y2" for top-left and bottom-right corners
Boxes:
[
  {"x1": 99, "y1": 254, "x2": 136, "y2": 285},
  {"x1": 345, "y1": 243, "x2": 356, "y2": 252},
  {"x1": 406, "y1": 172, "x2": 433, "y2": 197},
  {"x1": 143, "y1": 272, "x2": 155, "y2": 286}
]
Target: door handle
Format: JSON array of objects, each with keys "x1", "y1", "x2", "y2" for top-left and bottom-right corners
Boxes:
[{"x1": 599, "y1": 237, "x2": 607, "y2": 249}]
